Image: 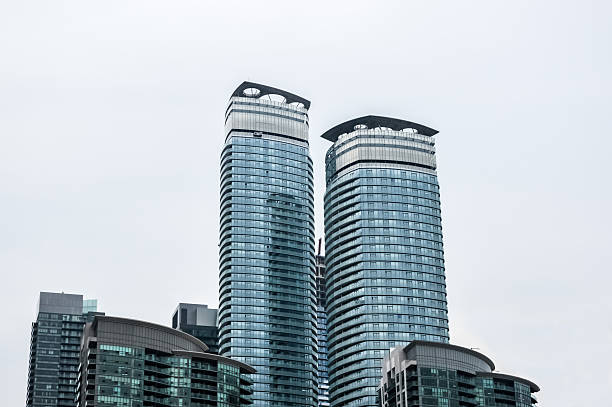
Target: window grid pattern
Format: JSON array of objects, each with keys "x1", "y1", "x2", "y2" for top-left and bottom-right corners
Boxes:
[
  {"x1": 26, "y1": 293, "x2": 98, "y2": 407},
  {"x1": 324, "y1": 128, "x2": 449, "y2": 407},
  {"x1": 218, "y1": 129, "x2": 318, "y2": 407},
  {"x1": 27, "y1": 312, "x2": 85, "y2": 407},
  {"x1": 79, "y1": 344, "x2": 253, "y2": 407}
]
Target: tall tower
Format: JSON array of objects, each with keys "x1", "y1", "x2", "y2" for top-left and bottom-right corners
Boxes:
[
  {"x1": 26, "y1": 292, "x2": 102, "y2": 407},
  {"x1": 322, "y1": 116, "x2": 449, "y2": 406},
  {"x1": 218, "y1": 82, "x2": 318, "y2": 407}
]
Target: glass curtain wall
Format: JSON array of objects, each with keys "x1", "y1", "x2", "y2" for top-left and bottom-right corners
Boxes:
[
  {"x1": 218, "y1": 82, "x2": 318, "y2": 407},
  {"x1": 322, "y1": 117, "x2": 450, "y2": 407}
]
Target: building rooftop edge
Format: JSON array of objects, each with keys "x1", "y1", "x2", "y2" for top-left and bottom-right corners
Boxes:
[
  {"x1": 92, "y1": 315, "x2": 209, "y2": 353},
  {"x1": 175, "y1": 303, "x2": 217, "y2": 309},
  {"x1": 479, "y1": 372, "x2": 540, "y2": 393},
  {"x1": 321, "y1": 115, "x2": 439, "y2": 142},
  {"x1": 231, "y1": 81, "x2": 311, "y2": 110},
  {"x1": 39, "y1": 291, "x2": 83, "y2": 297},
  {"x1": 403, "y1": 341, "x2": 496, "y2": 371},
  {"x1": 173, "y1": 350, "x2": 256, "y2": 374}
]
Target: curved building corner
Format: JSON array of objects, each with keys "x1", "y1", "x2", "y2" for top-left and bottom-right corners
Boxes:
[{"x1": 379, "y1": 341, "x2": 539, "y2": 406}]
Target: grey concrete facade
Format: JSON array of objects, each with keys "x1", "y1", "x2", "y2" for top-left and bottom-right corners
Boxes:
[
  {"x1": 172, "y1": 303, "x2": 217, "y2": 327},
  {"x1": 37, "y1": 292, "x2": 83, "y2": 315}
]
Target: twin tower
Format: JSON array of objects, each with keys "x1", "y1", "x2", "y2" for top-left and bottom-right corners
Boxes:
[{"x1": 219, "y1": 82, "x2": 449, "y2": 407}]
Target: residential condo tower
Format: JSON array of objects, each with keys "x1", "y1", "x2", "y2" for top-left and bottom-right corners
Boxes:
[
  {"x1": 323, "y1": 116, "x2": 449, "y2": 406},
  {"x1": 218, "y1": 82, "x2": 318, "y2": 407},
  {"x1": 26, "y1": 292, "x2": 101, "y2": 407}
]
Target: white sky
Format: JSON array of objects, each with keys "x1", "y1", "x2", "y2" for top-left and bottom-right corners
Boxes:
[{"x1": 1, "y1": 1, "x2": 611, "y2": 405}]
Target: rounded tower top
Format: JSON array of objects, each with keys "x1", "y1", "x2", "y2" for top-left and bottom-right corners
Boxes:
[
  {"x1": 231, "y1": 81, "x2": 311, "y2": 110},
  {"x1": 321, "y1": 115, "x2": 438, "y2": 142}
]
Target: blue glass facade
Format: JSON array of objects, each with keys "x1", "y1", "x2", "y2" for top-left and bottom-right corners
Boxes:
[
  {"x1": 218, "y1": 82, "x2": 318, "y2": 407},
  {"x1": 322, "y1": 118, "x2": 450, "y2": 407}
]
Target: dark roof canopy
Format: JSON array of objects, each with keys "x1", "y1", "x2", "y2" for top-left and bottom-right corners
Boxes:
[
  {"x1": 231, "y1": 81, "x2": 311, "y2": 110},
  {"x1": 92, "y1": 315, "x2": 209, "y2": 352},
  {"x1": 321, "y1": 115, "x2": 438, "y2": 142},
  {"x1": 404, "y1": 340, "x2": 496, "y2": 371}
]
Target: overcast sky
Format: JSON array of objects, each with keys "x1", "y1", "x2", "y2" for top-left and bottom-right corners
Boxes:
[{"x1": 1, "y1": 1, "x2": 611, "y2": 405}]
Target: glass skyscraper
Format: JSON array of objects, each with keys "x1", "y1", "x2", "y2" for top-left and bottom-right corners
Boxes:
[
  {"x1": 322, "y1": 116, "x2": 450, "y2": 406},
  {"x1": 26, "y1": 292, "x2": 102, "y2": 407},
  {"x1": 218, "y1": 82, "x2": 318, "y2": 407}
]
